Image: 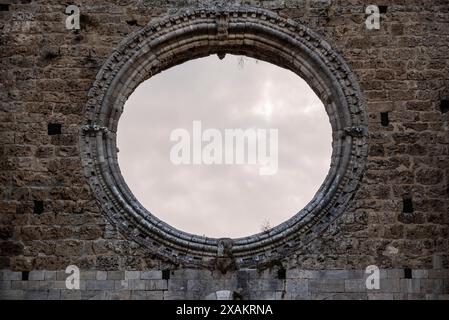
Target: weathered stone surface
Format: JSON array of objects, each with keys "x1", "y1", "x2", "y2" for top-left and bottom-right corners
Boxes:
[
  {"x1": 0, "y1": 267, "x2": 446, "y2": 299},
  {"x1": 96, "y1": 271, "x2": 107, "y2": 281},
  {"x1": 86, "y1": 280, "x2": 115, "y2": 291},
  {"x1": 107, "y1": 271, "x2": 125, "y2": 280},
  {"x1": 141, "y1": 270, "x2": 162, "y2": 280},
  {"x1": 309, "y1": 279, "x2": 345, "y2": 293},
  {"x1": 0, "y1": 0, "x2": 448, "y2": 300}
]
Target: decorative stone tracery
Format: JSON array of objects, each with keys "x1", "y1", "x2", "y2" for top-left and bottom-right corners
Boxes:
[{"x1": 80, "y1": 6, "x2": 368, "y2": 268}]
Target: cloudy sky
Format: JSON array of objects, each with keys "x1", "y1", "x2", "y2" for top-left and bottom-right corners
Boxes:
[{"x1": 117, "y1": 54, "x2": 332, "y2": 238}]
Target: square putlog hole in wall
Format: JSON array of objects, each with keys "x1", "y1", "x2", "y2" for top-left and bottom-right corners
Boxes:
[
  {"x1": 380, "y1": 112, "x2": 389, "y2": 126},
  {"x1": 379, "y1": 5, "x2": 388, "y2": 14},
  {"x1": 33, "y1": 200, "x2": 44, "y2": 215},
  {"x1": 48, "y1": 123, "x2": 62, "y2": 135},
  {"x1": 277, "y1": 268, "x2": 286, "y2": 280},
  {"x1": 402, "y1": 197, "x2": 413, "y2": 214},
  {"x1": 0, "y1": 4, "x2": 10, "y2": 11},
  {"x1": 162, "y1": 269, "x2": 170, "y2": 280},
  {"x1": 22, "y1": 271, "x2": 29, "y2": 281},
  {"x1": 404, "y1": 268, "x2": 412, "y2": 279},
  {"x1": 440, "y1": 100, "x2": 449, "y2": 114}
]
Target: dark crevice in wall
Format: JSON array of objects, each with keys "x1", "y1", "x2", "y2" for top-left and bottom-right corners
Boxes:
[
  {"x1": 380, "y1": 112, "x2": 389, "y2": 126},
  {"x1": 126, "y1": 19, "x2": 138, "y2": 26},
  {"x1": 33, "y1": 200, "x2": 44, "y2": 215},
  {"x1": 404, "y1": 268, "x2": 412, "y2": 279},
  {"x1": 162, "y1": 269, "x2": 170, "y2": 280},
  {"x1": 48, "y1": 123, "x2": 61, "y2": 135},
  {"x1": 22, "y1": 271, "x2": 29, "y2": 281},
  {"x1": 277, "y1": 267, "x2": 286, "y2": 280},
  {"x1": 440, "y1": 100, "x2": 449, "y2": 113},
  {"x1": 402, "y1": 197, "x2": 413, "y2": 214}
]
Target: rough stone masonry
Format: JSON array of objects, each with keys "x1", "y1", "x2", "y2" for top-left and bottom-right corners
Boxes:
[{"x1": 0, "y1": 0, "x2": 448, "y2": 300}]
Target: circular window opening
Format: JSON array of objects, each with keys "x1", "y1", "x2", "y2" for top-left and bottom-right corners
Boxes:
[
  {"x1": 117, "y1": 54, "x2": 332, "y2": 238},
  {"x1": 81, "y1": 7, "x2": 368, "y2": 267}
]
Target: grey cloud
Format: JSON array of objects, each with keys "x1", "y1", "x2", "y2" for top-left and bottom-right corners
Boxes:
[{"x1": 117, "y1": 54, "x2": 332, "y2": 238}]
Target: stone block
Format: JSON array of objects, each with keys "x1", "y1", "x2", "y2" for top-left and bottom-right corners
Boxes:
[
  {"x1": 44, "y1": 271, "x2": 56, "y2": 280},
  {"x1": 393, "y1": 293, "x2": 407, "y2": 300},
  {"x1": 0, "y1": 290, "x2": 25, "y2": 300},
  {"x1": 387, "y1": 269, "x2": 404, "y2": 279},
  {"x1": 285, "y1": 279, "x2": 309, "y2": 296},
  {"x1": 128, "y1": 279, "x2": 146, "y2": 290},
  {"x1": 28, "y1": 280, "x2": 52, "y2": 290},
  {"x1": 53, "y1": 280, "x2": 71, "y2": 290},
  {"x1": 124, "y1": 271, "x2": 140, "y2": 280},
  {"x1": 249, "y1": 291, "x2": 276, "y2": 300},
  {"x1": 238, "y1": 268, "x2": 259, "y2": 280},
  {"x1": 400, "y1": 279, "x2": 421, "y2": 293},
  {"x1": 275, "y1": 291, "x2": 293, "y2": 300},
  {"x1": 96, "y1": 271, "x2": 108, "y2": 280},
  {"x1": 344, "y1": 270, "x2": 365, "y2": 279},
  {"x1": 146, "y1": 291, "x2": 164, "y2": 300},
  {"x1": 48, "y1": 290, "x2": 61, "y2": 300},
  {"x1": 309, "y1": 293, "x2": 338, "y2": 300},
  {"x1": 115, "y1": 280, "x2": 129, "y2": 290},
  {"x1": 285, "y1": 268, "x2": 301, "y2": 279},
  {"x1": 433, "y1": 255, "x2": 443, "y2": 269},
  {"x1": 80, "y1": 270, "x2": 96, "y2": 280},
  {"x1": 215, "y1": 290, "x2": 233, "y2": 300},
  {"x1": 420, "y1": 279, "x2": 444, "y2": 294},
  {"x1": 368, "y1": 293, "x2": 394, "y2": 300},
  {"x1": 29, "y1": 270, "x2": 45, "y2": 281},
  {"x1": 171, "y1": 269, "x2": 204, "y2": 280},
  {"x1": 286, "y1": 270, "x2": 320, "y2": 279},
  {"x1": 428, "y1": 270, "x2": 449, "y2": 279},
  {"x1": 141, "y1": 270, "x2": 162, "y2": 280},
  {"x1": 108, "y1": 271, "x2": 125, "y2": 280},
  {"x1": 258, "y1": 279, "x2": 284, "y2": 291},
  {"x1": 325, "y1": 293, "x2": 368, "y2": 300},
  {"x1": 186, "y1": 279, "x2": 208, "y2": 292},
  {"x1": 25, "y1": 290, "x2": 50, "y2": 300},
  {"x1": 344, "y1": 279, "x2": 366, "y2": 292},
  {"x1": 81, "y1": 290, "x2": 105, "y2": 300},
  {"x1": 168, "y1": 278, "x2": 187, "y2": 291},
  {"x1": 86, "y1": 280, "x2": 115, "y2": 291},
  {"x1": 108, "y1": 291, "x2": 131, "y2": 300},
  {"x1": 146, "y1": 279, "x2": 168, "y2": 291},
  {"x1": 412, "y1": 270, "x2": 428, "y2": 279},
  {"x1": 379, "y1": 279, "x2": 400, "y2": 293},
  {"x1": 3, "y1": 271, "x2": 21, "y2": 280},
  {"x1": 407, "y1": 293, "x2": 426, "y2": 300},
  {"x1": 254, "y1": 269, "x2": 275, "y2": 279},
  {"x1": 163, "y1": 291, "x2": 187, "y2": 300},
  {"x1": 0, "y1": 280, "x2": 11, "y2": 290},
  {"x1": 379, "y1": 269, "x2": 388, "y2": 279},
  {"x1": 323, "y1": 270, "x2": 356, "y2": 279},
  {"x1": 11, "y1": 280, "x2": 28, "y2": 290},
  {"x1": 130, "y1": 291, "x2": 147, "y2": 300},
  {"x1": 56, "y1": 271, "x2": 68, "y2": 280},
  {"x1": 309, "y1": 279, "x2": 345, "y2": 293}
]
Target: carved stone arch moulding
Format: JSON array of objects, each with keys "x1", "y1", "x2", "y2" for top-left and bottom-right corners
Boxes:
[{"x1": 80, "y1": 6, "x2": 368, "y2": 269}]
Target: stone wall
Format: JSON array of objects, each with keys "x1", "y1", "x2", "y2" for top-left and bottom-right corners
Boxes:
[
  {"x1": 1, "y1": 267, "x2": 449, "y2": 300},
  {"x1": 1, "y1": 0, "x2": 448, "y2": 299}
]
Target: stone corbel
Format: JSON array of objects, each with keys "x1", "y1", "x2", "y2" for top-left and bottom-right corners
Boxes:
[
  {"x1": 343, "y1": 126, "x2": 364, "y2": 137},
  {"x1": 81, "y1": 123, "x2": 109, "y2": 135}
]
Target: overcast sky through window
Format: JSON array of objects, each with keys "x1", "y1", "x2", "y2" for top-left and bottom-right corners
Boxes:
[{"x1": 117, "y1": 54, "x2": 332, "y2": 238}]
